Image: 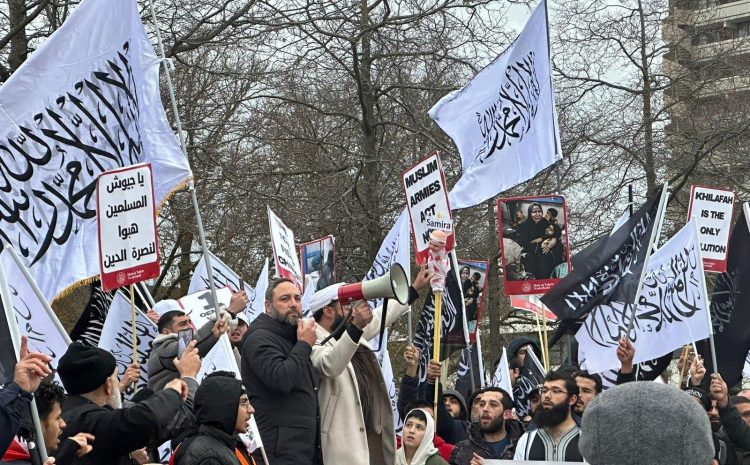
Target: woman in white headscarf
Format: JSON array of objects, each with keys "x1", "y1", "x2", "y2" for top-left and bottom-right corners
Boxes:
[{"x1": 396, "y1": 408, "x2": 448, "y2": 465}]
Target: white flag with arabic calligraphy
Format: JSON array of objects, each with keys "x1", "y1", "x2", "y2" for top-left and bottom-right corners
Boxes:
[
  {"x1": 0, "y1": 0, "x2": 191, "y2": 302},
  {"x1": 578, "y1": 220, "x2": 710, "y2": 373},
  {"x1": 429, "y1": 0, "x2": 558, "y2": 210}
]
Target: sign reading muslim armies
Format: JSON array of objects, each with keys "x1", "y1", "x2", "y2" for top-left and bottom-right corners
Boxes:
[
  {"x1": 402, "y1": 152, "x2": 455, "y2": 264},
  {"x1": 687, "y1": 185, "x2": 735, "y2": 273},
  {"x1": 97, "y1": 164, "x2": 159, "y2": 291}
]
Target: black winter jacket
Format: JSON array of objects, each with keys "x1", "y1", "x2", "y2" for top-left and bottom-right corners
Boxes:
[
  {"x1": 449, "y1": 420, "x2": 524, "y2": 465},
  {"x1": 240, "y1": 313, "x2": 322, "y2": 465},
  {"x1": 60, "y1": 389, "x2": 183, "y2": 465},
  {"x1": 0, "y1": 384, "x2": 31, "y2": 456},
  {"x1": 174, "y1": 425, "x2": 254, "y2": 465}
]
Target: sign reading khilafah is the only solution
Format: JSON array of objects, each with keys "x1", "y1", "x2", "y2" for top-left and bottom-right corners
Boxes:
[
  {"x1": 687, "y1": 185, "x2": 735, "y2": 273},
  {"x1": 97, "y1": 164, "x2": 159, "y2": 291},
  {"x1": 401, "y1": 153, "x2": 454, "y2": 264}
]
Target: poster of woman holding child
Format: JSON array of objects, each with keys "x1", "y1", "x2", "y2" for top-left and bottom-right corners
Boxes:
[{"x1": 496, "y1": 195, "x2": 571, "y2": 295}]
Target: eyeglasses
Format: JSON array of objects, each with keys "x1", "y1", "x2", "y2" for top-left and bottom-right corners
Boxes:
[{"x1": 540, "y1": 387, "x2": 568, "y2": 395}]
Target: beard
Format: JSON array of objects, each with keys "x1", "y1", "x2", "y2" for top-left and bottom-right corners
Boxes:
[
  {"x1": 534, "y1": 399, "x2": 570, "y2": 428},
  {"x1": 329, "y1": 313, "x2": 348, "y2": 340},
  {"x1": 108, "y1": 377, "x2": 123, "y2": 409},
  {"x1": 269, "y1": 306, "x2": 301, "y2": 326},
  {"x1": 479, "y1": 415, "x2": 504, "y2": 434}
]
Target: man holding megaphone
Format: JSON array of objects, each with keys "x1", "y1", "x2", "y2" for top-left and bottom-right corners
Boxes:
[{"x1": 309, "y1": 264, "x2": 432, "y2": 465}]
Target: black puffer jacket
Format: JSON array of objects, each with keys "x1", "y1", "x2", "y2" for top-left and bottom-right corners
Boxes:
[
  {"x1": 173, "y1": 375, "x2": 254, "y2": 465},
  {"x1": 449, "y1": 419, "x2": 525, "y2": 465},
  {"x1": 240, "y1": 313, "x2": 322, "y2": 465}
]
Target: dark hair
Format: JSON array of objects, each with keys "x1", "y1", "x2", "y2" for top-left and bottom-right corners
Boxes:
[
  {"x1": 157, "y1": 310, "x2": 186, "y2": 333},
  {"x1": 405, "y1": 408, "x2": 428, "y2": 425},
  {"x1": 405, "y1": 400, "x2": 433, "y2": 413},
  {"x1": 205, "y1": 370, "x2": 237, "y2": 380},
  {"x1": 265, "y1": 278, "x2": 296, "y2": 302},
  {"x1": 470, "y1": 386, "x2": 513, "y2": 411},
  {"x1": 573, "y1": 370, "x2": 603, "y2": 394},
  {"x1": 526, "y1": 202, "x2": 543, "y2": 218},
  {"x1": 546, "y1": 207, "x2": 558, "y2": 218},
  {"x1": 544, "y1": 369, "x2": 579, "y2": 397},
  {"x1": 35, "y1": 380, "x2": 65, "y2": 419},
  {"x1": 460, "y1": 266, "x2": 470, "y2": 276},
  {"x1": 732, "y1": 395, "x2": 750, "y2": 405},
  {"x1": 471, "y1": 272, "x2": 481, "y2": 281},
  {"x1": 313, "y1": 300, "x2": 339, "y2": 323}
]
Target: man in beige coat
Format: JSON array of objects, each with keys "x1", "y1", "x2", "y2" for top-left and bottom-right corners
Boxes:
[{"x1": 310, "y1": 266, "x2": 431, "y2": 465}]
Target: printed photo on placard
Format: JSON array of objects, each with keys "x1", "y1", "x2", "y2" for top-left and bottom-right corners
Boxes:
[
  {"x1": 497, "y1": 195, "x2": 571, "y2": 295},
  {"x1": 457, "y1": 259, "x2": 489, "y2": 341},
  {"x1": 300, "y1": 236, "x2": 336, "y2": 292}
]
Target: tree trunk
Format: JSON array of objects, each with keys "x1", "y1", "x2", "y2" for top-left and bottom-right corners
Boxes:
[{"x1": 8, "y1": 0, "x2": 28, "y2": 72}]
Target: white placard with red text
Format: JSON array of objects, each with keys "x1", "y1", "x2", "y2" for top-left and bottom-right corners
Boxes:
[
  {"x1": 97, "y1": 164, "x2": 159, "y2": 291},
  {"x1": 687, "y1": 185, "x2": 735, "y2": 273},
  {"x1": 402, "y1": 153, "x2": 454, "y2": 264},
  {"x1": 268, "y1": 207, "x2": 303, "y2": 288}
]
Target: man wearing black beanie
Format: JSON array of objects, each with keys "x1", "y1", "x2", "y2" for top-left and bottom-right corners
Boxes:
[{"x1": 57, "y1": 342, "x2": 191, "y2": 465}]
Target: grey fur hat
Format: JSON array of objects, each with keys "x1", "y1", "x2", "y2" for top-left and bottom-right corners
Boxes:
[{"x1": 580, "y1": 381, "x2": 714, "y2": 465}]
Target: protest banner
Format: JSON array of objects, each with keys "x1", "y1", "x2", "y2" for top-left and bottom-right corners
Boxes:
[
  {"x1": 97, "y1": 164, "x2": 159, "y2": 291},
  {"x1": 402, "y1": 153, "x2": 454, "y2": 265},
  {"x1": 687, "y1": 185, "x2": 735, "y2": 273},
  {"x1": 98, "y1": 292, "x2": 156, "y2": 394},
  {"x1": 178, "y1": 287, "x2": 233, "y2": 328},
  {"x1": 268, "y1": 207, "x2": 303, "y2": 288},
  {"x1": 300, "y1": 235, "x2": 336, "y2": 292},
  {"x1": 510, "y1": 295, "x2": 557, "y2": 320},
  {"x1": 0, "y1": 250, "x2": 70, "y2": 374},
  {"x1": 189, "y1": 251, "x2": 259, "y2": 320},
  {"x1": 457, "y1": 259, "x2": 489, "y2": 341},
  {"x1": 497, "y1": 195, "x2": 570, "y2": 295}
]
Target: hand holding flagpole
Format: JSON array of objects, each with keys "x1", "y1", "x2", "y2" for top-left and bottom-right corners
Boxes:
[{"x1": 428, "y1": 230, "x2": 449, "y2": 417}]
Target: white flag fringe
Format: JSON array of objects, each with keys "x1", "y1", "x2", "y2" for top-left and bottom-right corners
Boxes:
[
  {"x1": 578, "y1": 219, "x2": 710, "y2": 373},
  {"x1": 0, "y1": 0, "x2": 191, "y2": 302},
  {"x1": 429, "y1": 0, "x2": 558, "y2": 210}
]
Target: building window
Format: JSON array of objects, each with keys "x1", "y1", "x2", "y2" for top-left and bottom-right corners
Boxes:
[{"x1": 738, "y1": 22, "x2": 750, "y2": 38}]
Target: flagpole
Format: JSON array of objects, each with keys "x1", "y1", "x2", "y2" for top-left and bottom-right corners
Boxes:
[
  {"x1": 476, "y1": 330, "x2": 486, "y2": 387},
  {"x1": 533, "y1": 311, "x2": 547, "y2": 370},
  {"x1": 432, "y1": 290, "x2": 443, "y2": 416},
  {"x1": 129, "y1": 284, "x2": 138, "y2": 368},
  {"x1": 450, "y1": 251, "x2": 476, "y2": 393},
  {"x1": 0, "y1": 260, "x2": 49, "y2": 462},
  {"x1": 4, "y1": 246, "x2": 72, "y2": 344},
  {"x1": 697, "y1": 214, "x2": 720, "y2": 375},
  {"x1": 624, "y1": 183, "x2": 669, "y2": 337},
  {"x1": 135, "y1": 281, "x2": 156, "y2": 308},
  {"x1": 146, "y1": 1, "x2": 221, "y2": 322}
]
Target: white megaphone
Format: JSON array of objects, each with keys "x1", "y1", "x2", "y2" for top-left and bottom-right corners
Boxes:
[{"x1": 337, "y1": 263, "x2": 410, "y2": 305}]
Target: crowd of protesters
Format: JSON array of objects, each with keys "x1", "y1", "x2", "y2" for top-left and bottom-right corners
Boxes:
[{"x1": 0, "y1": 270, "x2": 742, "y2": 465}]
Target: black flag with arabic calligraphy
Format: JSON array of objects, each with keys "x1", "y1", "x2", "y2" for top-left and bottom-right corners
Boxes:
[
  {"x1": 413, "y1": 262, "x2": 465, "y2": 383},
  {"x1": 699, "y1": 208, "x2": 750, "y2": 387},
  {"x1": 455, "y1": 341, "x2": 484, "y2": 402},
  {"x1": 542, "y1": 189, "x2": 662, "y2": 346}
]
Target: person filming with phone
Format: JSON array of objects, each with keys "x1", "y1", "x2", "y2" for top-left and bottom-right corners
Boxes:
[{"x1": 148, "y1": 293, "x2": 247, "y2": 390}]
